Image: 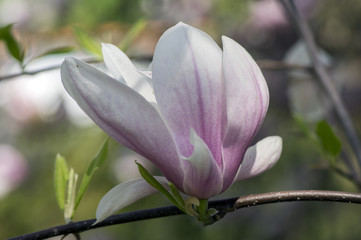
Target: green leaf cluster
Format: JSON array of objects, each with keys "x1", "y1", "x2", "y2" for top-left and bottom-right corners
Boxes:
[
  {"x1": 136, "y1": 161, "x2": 218, "y2": 225},
  {"x1": 54, "y1": 139, "x2": 108, "y2": 223}
]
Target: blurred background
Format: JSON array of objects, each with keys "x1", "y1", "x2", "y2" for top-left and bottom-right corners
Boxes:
[{"x1": 1, "y1": 0, "x2": 361, "y2": 239}]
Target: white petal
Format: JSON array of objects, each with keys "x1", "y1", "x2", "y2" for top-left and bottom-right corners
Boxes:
[
  {"x1": 102, "y1": 43, "x2": 156, "y2": 103},
  {"x1": 95, "y1": 177, "x2": 169, "y2": 224},
  {"x1": 234, "y1": 136, "x2": 282, "y2": 182},
  {"x1": 102, "y1": 43, "x2": 150, "y2": 84}
]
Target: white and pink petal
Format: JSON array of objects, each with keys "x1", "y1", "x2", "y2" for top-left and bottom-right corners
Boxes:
[
  {"x1": 61, "y1": 58, "x2": 183, "y2": 184},
  {"x1": 181, "y1": 129, "x2": 223, "y2": 199},
  {"x1": 152, "y1": 22, "x2": 225, "y2": 166},
  {"x1": 234, "y1": 136, "x2": 282, "y2": 182},
  {"x1": 221, "y1": 36, "x2": 270, "y2": 189}
]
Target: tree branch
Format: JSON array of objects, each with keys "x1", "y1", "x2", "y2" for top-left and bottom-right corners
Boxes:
[
  {"x1": 8, "y1": 190, "x2": 361, "y2": 240},
  {"x1": 279, "y1": 0, "x2": 361, "y2": 173},
  {"x1": 0, "y1": 58, "x2": 311, "y2": 82}
]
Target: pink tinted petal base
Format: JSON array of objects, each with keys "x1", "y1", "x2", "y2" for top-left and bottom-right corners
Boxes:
[
  {"x1": 234, "y1": 136, "x2": 282, "y2": 182},
  {"x1": 182, "y1": 129, "x2": 223, "y2": 199}
]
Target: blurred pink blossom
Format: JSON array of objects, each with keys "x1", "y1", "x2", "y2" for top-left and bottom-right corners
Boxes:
[{"x1": 0, "y1": 144, "x2": 27, "y2": 198}]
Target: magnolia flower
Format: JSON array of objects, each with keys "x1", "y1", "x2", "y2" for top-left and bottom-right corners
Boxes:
[{"x1": 61, "y1": 22, "x2": 282, "y2": 223}]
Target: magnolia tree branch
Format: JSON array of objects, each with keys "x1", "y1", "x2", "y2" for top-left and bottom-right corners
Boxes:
[
  {"x1": 0, "y1": 57, "x2": 311, "y2": 82},
  {"x1": 0, "y1": 58, "x2": 102, "y2": 82},
  {"x1": 280, "y1": 0, "x2": 361, "y2": 172},
  {"x1": 8, "y1": 190, "x2": 361, "y2": 240}
]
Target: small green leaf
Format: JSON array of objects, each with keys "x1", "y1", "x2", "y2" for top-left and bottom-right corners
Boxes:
[
  {"x1": 119, "y1": 18, "x2": 147, "y2": 51},
  {"x1": 74, "y1": 139, "x2": 108, "y2": 212},
  {"x1": 54, "y1": 154, "x2": 69, "y2": 210},
  {"x1": 43, "y1": 46, "x2": 75, "y2": 55},
  {"x1": 316, "y1": 120, "x2": 342, "y2": 157},
  {"x1": 136, "y1": 161, "x2": 185, "y2": 212},
  {"x1": 64, "y1": 168, "x2": 78, "y2": 223},
  {"x1": 0, "y1": 24, "x2": 24, "y2": 64},
  {"x1": 30, "y1": 46, "x2": 75, "y2": 62},
  {"x1": 168, "y1": 182, "x2": 185, "y2": 207},
  {"x1": 73, "y1": 26, "x2": 102, "y2": 57}
]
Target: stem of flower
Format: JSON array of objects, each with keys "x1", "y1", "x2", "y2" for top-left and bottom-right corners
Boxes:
[
  {"x1": 197, "y1": 199, "x2": 208, "y2": 216},
  {"x1": 196, "y1": 199, "x2": 214, "y2": 225}
]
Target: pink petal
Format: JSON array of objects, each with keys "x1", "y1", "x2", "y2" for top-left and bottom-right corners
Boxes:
[
  {"x1": 182, "y1": 129, "x2": 223, "y2": 199},
  {"x1": 95, "y1": 177, "x2": 169, "y2": 224},
  {"x1": 61, "y1": 58, "x2": 183, "y2": 184},
  {"x1": 152, "y1": 22, "x2": 225, "y2": 166},
  {"x1": 234, "y1": 136, "x2": 282, "y2": 182},
  {"x1": 221, "y1": 36, "x2": 270, "y2": 189}
]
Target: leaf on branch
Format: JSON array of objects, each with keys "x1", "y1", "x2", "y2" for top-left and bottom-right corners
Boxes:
[
  {"x1": 54, "y1": 154, "x2": 70, "y2": 210},
  {"x1": 0, "y1": 24, "x2": 24, "y2": 64},
  {"x1": 136, "y1": 161, "x2": 185, "y2": 212},
  {"x1": 64, "y1": 168, "x2": 78, "y2": 224},
  {"x1": 168, "y1": 182, "x2": 185, "y2": 207},
  {"x1": 316, "y1": 120, "x2": 342, "y2": 157},
  {"x1": 74, "y1": 138, "x2": 109, "y2": 212},
  {"x1": 29, "y1": 46, "x2": 75, "y2": 63},
  {"x1": 118, "y1": 18, "x2": 147, "y2": 51},
  {"x1": 73, "y1": 26, "x2": 102, "y2": 57}
]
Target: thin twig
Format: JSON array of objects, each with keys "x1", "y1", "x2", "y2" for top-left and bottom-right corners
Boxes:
[
  {"x1": 0, "y1": 58, "x2": 311, "y2": 82},
  {"x1": 8, "y1": 190, "x2": 361, "y2": 240},
  {"x1": 0, "y1": 58, "x2": 102, "y2": 82},
  {"x1": 280, "y1": 0, "x2": 361, "y2": 173}
]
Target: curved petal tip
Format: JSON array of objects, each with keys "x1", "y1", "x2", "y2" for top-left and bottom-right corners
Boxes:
[{"x1": 234, "y1": 136, "x2": 282, "y2": 182}]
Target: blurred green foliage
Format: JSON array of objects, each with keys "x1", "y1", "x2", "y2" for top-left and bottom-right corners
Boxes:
[
  {"x1": 66, "y1": 0, "x2": 143, "y2": 27},
  {"x1": 316, "y1": 0, "x2": 361, "y2": 56}
]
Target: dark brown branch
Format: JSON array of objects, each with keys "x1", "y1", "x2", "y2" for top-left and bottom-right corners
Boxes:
[
  {"x1": 280, "y1": 0, "x2": 361, "y2": 172},
  {"x1": 8, "y1": 190, "x2": 361, "y2": 240},
  {"x1": 233, "y1": 190, "x2": 361, "y2": 208}
]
